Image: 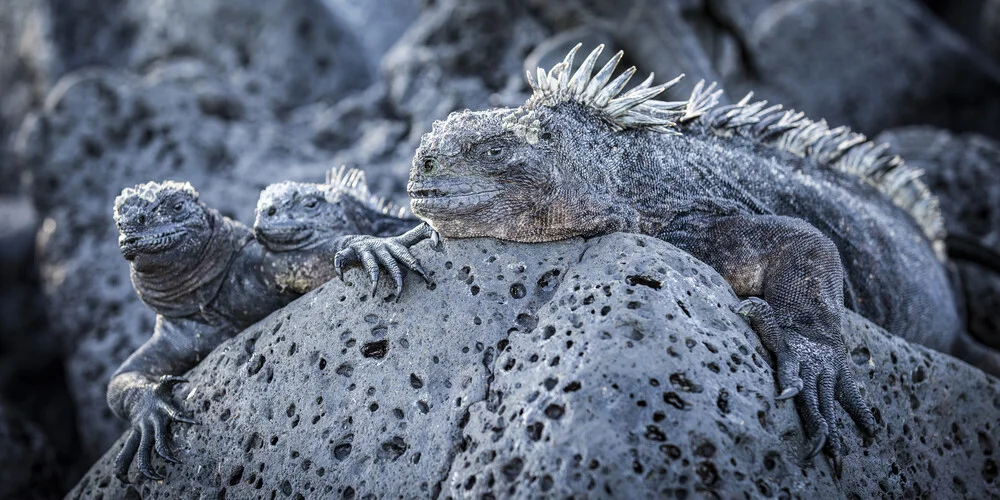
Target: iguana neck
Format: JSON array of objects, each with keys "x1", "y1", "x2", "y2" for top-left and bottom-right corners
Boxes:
[{"x1": 131, "y1": 209, "x2": 251, "y2": 318}]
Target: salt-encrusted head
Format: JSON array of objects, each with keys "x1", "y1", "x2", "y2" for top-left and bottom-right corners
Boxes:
[
  {"x1": 254, "y1": 167, "x2": 410, "y2": 251},
  {"x1": 113, "y1": 180, "x2": 211, "y2": 269}
]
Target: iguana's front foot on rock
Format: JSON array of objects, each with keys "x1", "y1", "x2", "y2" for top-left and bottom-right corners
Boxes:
[
  {"x1": 736, "y1": 297, "x2": 878, "y2": 466},
  {"x1": 113, "y1": 375, "x2": 196, "y2": 483},
  {"x1": 334, "y1": 223, "x2": 437, "y2": 297}
]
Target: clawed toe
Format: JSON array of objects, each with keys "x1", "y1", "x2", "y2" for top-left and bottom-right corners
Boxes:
[
  {"x1": 776, "y1": 386, "x2": 800, "y2": 400},
  {"x1": 806, "y1": 433, "x2": 826, "y2": 459}
]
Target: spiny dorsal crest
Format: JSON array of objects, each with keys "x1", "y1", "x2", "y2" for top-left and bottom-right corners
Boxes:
[
  {"x1": 519, "y1": 44, "x2": 945, "y2": 259},
  {"x1": 518, "y1": 43, "x2": 720, "y2": 136},
  {"x1": 325, "y1": 166, "x2": 409, "y2": 219},
  {"x1": 114, "y1": 181, "x2": 198, "y2": 220},
  {"x1": 703, "y1": 92, "x2": 946, "y2": 259}
]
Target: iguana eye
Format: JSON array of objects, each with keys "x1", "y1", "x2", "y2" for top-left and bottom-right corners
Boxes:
[
  {"x1": 266, "y1": 207, "x2": 277, "y2": 217},
  {"x1": 422, "y1": 158, "x2": 437, "y2": 174},
  {"x1": 172, "y1": 202, "x2": 184, "y2": 212},
  {"x1": 304, "y1": 198, "x2": 318, "y2": 208},
  {"x1": 486, "y1": 147, "x2": 503, "y2": 157}
]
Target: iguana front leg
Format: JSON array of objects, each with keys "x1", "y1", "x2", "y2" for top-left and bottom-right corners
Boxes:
[
  {"x1": 332, "y1": 222, "x2": 437, "y2": 296},
  {"x1": 107, "y1": 315, "x2": 232, "y2": 482},
  {"x1": 665, "y1": 214, "x2": 877, "y2": 462}
]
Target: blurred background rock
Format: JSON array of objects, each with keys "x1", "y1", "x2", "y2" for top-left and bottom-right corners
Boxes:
[{"x1": 1, "y1": 0, "x2": 998, "y2": 496}]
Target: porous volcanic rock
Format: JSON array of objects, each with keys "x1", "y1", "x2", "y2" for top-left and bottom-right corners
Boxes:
[{"x1": 68, "y1": 235, "x2": 1000, "y2": 498}]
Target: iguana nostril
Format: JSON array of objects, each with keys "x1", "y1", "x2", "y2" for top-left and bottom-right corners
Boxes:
[
  {"x1": 267, "y1": 207, "x2": 277, "y2": 217},
  {"x1": 137, "y1": 214, "x2": 146, "y2": 225}
]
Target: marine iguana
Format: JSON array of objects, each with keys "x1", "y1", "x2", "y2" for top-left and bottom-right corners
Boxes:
[
  {"x1": 254, "y1": 166, "x2": 435, "y2": 295},
  {"x1": 109, "y1": 179, "x2": 431, "y2": 482},
  {"x1": 406, "y1": 44, "x2": 978, "y2": 462}
]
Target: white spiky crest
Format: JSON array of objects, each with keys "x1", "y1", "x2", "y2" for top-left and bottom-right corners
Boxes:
[
  {"x1": 325, "y1": 166, "x2": 410, "y2": 219},
  {"x1": 518, "y1": 43, "x2": 945, "y2": 259},
  {"x1": 521, "y1": 43, "x2": 714, "y2": 135}
]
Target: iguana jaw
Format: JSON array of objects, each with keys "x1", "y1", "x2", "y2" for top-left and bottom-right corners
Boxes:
[
  {"x1": 119, "y1": 229, "x2": 187, "y2": 260},
  {"x1": 254, "y1": 222, "x2": 316, "y2": 252},
  {"x1": 408, "y1": 179, "x2": 500, "y2": 218}
]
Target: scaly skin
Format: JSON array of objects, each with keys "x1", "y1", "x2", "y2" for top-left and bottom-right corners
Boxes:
[
  {"x1": 253, "y1": 168, "x2": 437, "y2": 296},
  {"x1": 110, "y1": 179, "x2": 428, "y2": 482},
  {"x1": 406, "y1": 45, "x2": 972, "y2": 466}
]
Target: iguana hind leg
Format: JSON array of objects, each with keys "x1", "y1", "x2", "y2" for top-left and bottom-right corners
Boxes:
[{"x1": 666, "y1": 214, "x2": 877, "y2": 462}]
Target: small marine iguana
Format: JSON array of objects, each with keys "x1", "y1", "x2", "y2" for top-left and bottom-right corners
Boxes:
[
  {"x1": 110, "y1": 179, "x2": 431, "y2": 482},
  {"x1": 406, "y1": 44, "x2": 982, "y2": 463},
  {"x1": 254, "y1": 167, "x2": 435, "y2": 296}
]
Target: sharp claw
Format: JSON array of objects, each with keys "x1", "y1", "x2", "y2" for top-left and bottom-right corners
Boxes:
[
  {"x1": 430, "y1": 229, "x2": 441, "y2": 248},
  {"x1": 174, "y1": 414, "x2": 199, "y2": 425},
  {"x1": 141, "y1": 468, "x2": 165, "y2": 481},
  {"x1": 334, "y1": 254, "x2": 345, "y2": 280},
  {"x1": 833, "y1": 455, "x2": 843, "y2": 478},
  {"x1": 157, "y1": 448, "x2": 182, "y2": 464},
  {"x1": 776, "y1": 386, "x2": 800, "y2": 400},
  {"x1": 413, "y1": 263, "x2": 431, "y2": 284},
  {"x1": 806, "y1": 434, "x2": 826, "y2": 460}
]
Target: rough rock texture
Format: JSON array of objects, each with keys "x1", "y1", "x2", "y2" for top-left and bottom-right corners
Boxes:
[
  {"x1": 0, "y1": 0, "x2": 58, "y2": 193},
  {"x1": 878, "y1": 126, "x2": 1000, "y2": 349},
  {"x1": 711, "y1": 0, "x2": 1000, "y2": 139},
  {"x1": 16, "y1": 65, "x2": 339, "y2": 461},
  {"x1": 68, "y1": 235, "x2": 1000, "y2": 498},
  {"x1": 43, "y1": 0, "x2": 371, "y2": 114}
]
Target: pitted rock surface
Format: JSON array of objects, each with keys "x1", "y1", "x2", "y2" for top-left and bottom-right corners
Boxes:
[
  {"x1": 68, "y1": 235, "x2": 1000, "y2": 498},
  {"x1": 878, "y1": 126, "x2": 1000, "y2": 348},
  {"x1": 43, "y1": 0, "x2": 370, "y2": 114},
  {"x1": 16, "y1": 66, "x2": 340, "y2": 460}
]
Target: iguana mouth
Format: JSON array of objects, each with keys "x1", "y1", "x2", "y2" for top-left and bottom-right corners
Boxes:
[
  {"x1": 408, "y1": 181, "x2": 499, "y2": 212},
  {"x1": 119, "y1": 229, "x2": 186, "y2": 260},
  {"x1": 254, "y1": 224, "x2": 315, "y2": 248}
]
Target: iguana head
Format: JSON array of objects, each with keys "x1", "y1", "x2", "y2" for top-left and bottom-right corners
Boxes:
[
  {"x1": 408, "y1": 44, "x2": 688, "y2": 242},
  {"x1": 254, "y1": 167, "x2": 412, "y2": 252},
  {"x1": 113, "y1": 181, "x2": 210, "y2": 270}
]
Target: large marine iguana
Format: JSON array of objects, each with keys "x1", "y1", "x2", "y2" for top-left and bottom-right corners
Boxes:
[
  {"x1": 109, "y1": 179, "x2": 431, "y2": 482},
  {"x1": 405, "y1": 44, "x2": 988, "y2": 462},
  {"x1": 254, "y1": 167, "x2": 434, "y2": 296}
]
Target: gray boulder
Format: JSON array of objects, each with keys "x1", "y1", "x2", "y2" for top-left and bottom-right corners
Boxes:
[
  {"x1": 878, "y1": 126, "x2": 1000, "y2": 349},
  {"x1": 0, "y1": 404, "x2": 60, "y2": 499},
  {"x1": 985, "y1": 0, "x2": 1000, "y2": 61},
  {"x1": 67, "y1": 235, "x2": 1000, "y2": 498},
  {"x1": 714, "y1": 0, "x2": 1000, "y2": 138},
  {"x1": 43, "y1": 0, "x2": 371, "y2": 114}
]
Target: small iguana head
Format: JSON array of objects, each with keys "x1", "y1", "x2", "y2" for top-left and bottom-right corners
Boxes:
[
  {"x1": 254, "y1": 168, "x2": 411, "y2": 252},
  {"x1": 408, "y1": 44, "x2": 688, "y2": 242},
  {"x1": 113, "y1": 181, "x2": 210, "y2": 269}
]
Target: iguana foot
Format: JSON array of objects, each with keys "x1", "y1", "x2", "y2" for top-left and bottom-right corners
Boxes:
[
  {"x1": 334, "y1": 223, "x2": 435, "y2": 297},
  {"x1": 736, "y1": 297, "x2": 877, "y2": 463},
  {"x1": 114, "y1": 375, "x2": 197, "y2": 483}
]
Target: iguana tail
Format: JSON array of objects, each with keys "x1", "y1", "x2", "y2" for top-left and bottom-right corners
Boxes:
[
  {"x1": 946, "y1": 234, "x2": 1000, "y2": 274},
  {"x1": 952, "y1": 329, "x2": 1000, "y2": 378}
]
